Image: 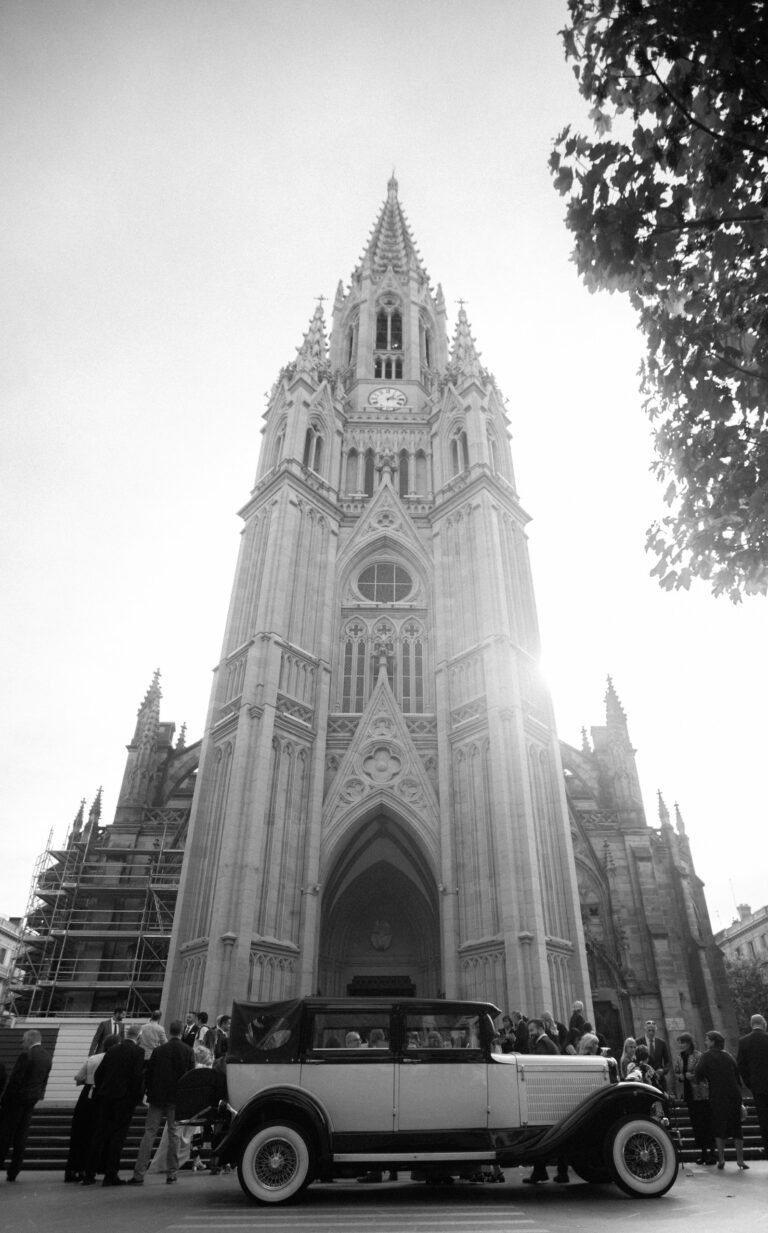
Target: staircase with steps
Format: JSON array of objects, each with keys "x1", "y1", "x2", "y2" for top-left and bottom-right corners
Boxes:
[
  {"x1": 22, "y1": 1105, "x2": 152, "y2": 1172},
  {"x1": 668, "y1": 1097, "x2": 764, "y2": 1164}
]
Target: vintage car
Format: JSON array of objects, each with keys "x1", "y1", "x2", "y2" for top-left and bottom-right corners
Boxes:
[{"x1": 215, "y1": 996, "x2": 679, "y2": 1203}]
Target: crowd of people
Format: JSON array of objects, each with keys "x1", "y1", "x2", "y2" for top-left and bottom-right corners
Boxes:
[
  {"x1": 496, "y1": 1001, "x2": 601, "y2": 1058},
  {"x1": 0, "y1": 1003, "x2": 231, "y2": 1186},
  {"x1": 2, "y1": 1001, "x2": 768, "y2": 1184}
]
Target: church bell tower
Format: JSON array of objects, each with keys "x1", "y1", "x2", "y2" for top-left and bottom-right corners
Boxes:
[{"x1": 163, "y1": 177, "x2": 591, "y2": 1019}]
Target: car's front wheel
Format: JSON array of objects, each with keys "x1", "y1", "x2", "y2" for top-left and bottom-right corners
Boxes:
[
  {"x1": 605, "y1": 1116, "x2": 678, "y2": 1197},
  {"x1": 237, "y1": 1122, "x2": 314, "y2": 1204}
]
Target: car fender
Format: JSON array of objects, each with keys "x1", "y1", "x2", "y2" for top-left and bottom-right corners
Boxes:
[
  {"x1": 215, "y1": 1085, "x2": 332, "y2": 1168},
  {"x1": 507, "y1": 1082, "x2": 672, "y2": 1163}
]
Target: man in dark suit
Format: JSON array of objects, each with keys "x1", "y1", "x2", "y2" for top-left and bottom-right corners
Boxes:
[
  {"x1": 209, "y1": 1014, "x2": 231, "y2": 1060},
  {"x1": 529, "y1": 1018, "x2": 560, "y2": 1055},
  {"x1": 89, "y1": 1005, "x2": 126, "y2": 1055},
  {"x1": 181, "y1": 1011, "x2": 199, "y2": 1047},
  {"x1": 0, "y1": 1029, "x2": 52, "y2": 1181},
  {"x1": 510, "y1": 1011, "x2": 530, "y2": 1053},
  {"x1": 129, "y1": 1019, "x2": 194, "y2": 1184},
  {"x1": 738, "y1": 1013, "x2": 768, "y2": 1158},
  {"x1": 636, "y1": 1019, "x2": 672, "y2": 1092},
  {"x1": 82, "y1": 1024, "x2": 144, "y2": 1186}
]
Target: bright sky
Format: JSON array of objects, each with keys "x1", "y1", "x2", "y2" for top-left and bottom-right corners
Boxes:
[{"x1": 2, "y1": 0, "x2": 765, "y2": 936}]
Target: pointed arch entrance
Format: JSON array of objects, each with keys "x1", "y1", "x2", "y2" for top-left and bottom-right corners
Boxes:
[{"x1": 318, "y1": 814, "x2": 440, "y2": 997}]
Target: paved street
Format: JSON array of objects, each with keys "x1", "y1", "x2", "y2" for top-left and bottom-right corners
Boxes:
[{"x1": 2, "y1": 1164, "x2": 768, "y2": 1233}]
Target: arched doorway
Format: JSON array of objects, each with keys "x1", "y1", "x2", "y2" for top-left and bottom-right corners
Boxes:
[{"x1": 318, "y1": 814, "x2": 440, "y2": 997}]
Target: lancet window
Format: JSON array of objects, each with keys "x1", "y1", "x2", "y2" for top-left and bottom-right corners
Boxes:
[
  {"x1": 419, "y1": 315, "x2": 433, "y2": 368},
  {"x1": 303, "y1": 425, "x2": 324, "y2": 474},
  {"x1": 364, "y1": 449, "x2": 375, "y2": 496},
  {"x1": 341, "y1": 621, "x2": 367, "y2": 712},
  {"x1": 398, "y1": 450, "x2": 409, "y2": 497},
  {"x1": 451, "y1": 429, "x2": 469, "y2": 476},
  {"x1": 345, "y1": 448, "x2": 359, "y2": 493},
  {"x1": 400, "y1": 620, "x2": 424, "y2": 713},
  {"x1": 272, "y1": 419, "x2": 286, "y2": 469},
  {"x1": 345, "y1": 312, "x2": 359, "y2": 368},
  {"x1": 373, "y1": 296, "x2": 404, "y2": 379},
  {"x1": 414, "y1": 450, "x2": 428, "y2": 495},
  {"x1": 488, "y1": 431, "x2": 499, "y2": 475}
]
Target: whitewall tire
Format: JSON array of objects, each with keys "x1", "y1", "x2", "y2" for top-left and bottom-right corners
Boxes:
[
  {"x1": 237, "y1": 1122, "x2": 314, "y2": 1204},
  {"x1": 605, "y1": 1116, "x2": 678, "y2": 1197}
]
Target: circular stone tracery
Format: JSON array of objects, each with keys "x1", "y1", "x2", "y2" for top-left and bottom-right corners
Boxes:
[{"x1": 358, "y1": 562, "x2": 412, "y2": 602}]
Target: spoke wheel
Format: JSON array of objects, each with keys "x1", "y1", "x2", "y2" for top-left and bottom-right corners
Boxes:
[
  {"x1": 605, "y1": 1116, "x2": 678, "y2": 1198},
  {"x1": 237, "y1": 1122, "x2": 313, "y2": 1204}
]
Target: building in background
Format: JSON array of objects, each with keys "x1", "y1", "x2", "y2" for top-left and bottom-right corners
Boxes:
[
  {"x1": 13, "y1": 181, "x2": 736, "y2": 1048},
  {"x1": 716, "y1": 903, "x2": 768, "y2": 967},
  {"x1": 0, "y1": 914, "x2": 23, "y2": 1020}
]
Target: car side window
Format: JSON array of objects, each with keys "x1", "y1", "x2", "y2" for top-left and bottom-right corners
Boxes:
[
  {"x1": 403, "y1": 1012, "x2": 484, "y2": 1057},
  {"x1": 306, "y1": 1012, "x2": 392, "y2": 1059}
]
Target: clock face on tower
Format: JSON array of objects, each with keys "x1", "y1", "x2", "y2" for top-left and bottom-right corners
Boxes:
[{"x1": 368, "y1": 386, "x2": 407, "y2": 410}]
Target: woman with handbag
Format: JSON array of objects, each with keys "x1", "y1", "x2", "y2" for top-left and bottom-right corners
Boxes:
[
  {"x1": 694, "y1": 1030, "x2": 747, "y2": 1171},
  {"x1": 674, "y1": 1033, "x2": 716, "y2": 1164}
]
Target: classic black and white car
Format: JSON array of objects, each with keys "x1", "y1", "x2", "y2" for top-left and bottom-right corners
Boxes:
[{"x1": 215, "y1": 997, "x2": 679, "y2": 1203}]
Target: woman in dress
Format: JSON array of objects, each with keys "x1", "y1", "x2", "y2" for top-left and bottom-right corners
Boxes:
[
  {"x1": 619, "y1": 1037, "x2": 637, "y2": 1079},
  {"x1": 64, "y1": 1032, "x2": 119, "y2": 1182},
  {"x1": 694, "y1": 1030, "x2": 747, "y2": 1170},
  {"x1": 674, "y1": 1032, "x2": 716, "y2": 1165}
]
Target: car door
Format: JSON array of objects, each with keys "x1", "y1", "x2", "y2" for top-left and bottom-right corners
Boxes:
[
  {"x1": 300, "y1": 1008, "x2": 395, "y2": 1133},
  {"x1": 396, "y1": 1008, "x2": 489, "y2": 1132}
]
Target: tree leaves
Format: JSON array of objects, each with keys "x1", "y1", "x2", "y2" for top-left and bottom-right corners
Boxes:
[
  {"x1": 553, "y1": 0, "x2": 768, "y2": 600},
  {"x1": 726, "y1": 957, "x2": 768, "y2": 1032}
]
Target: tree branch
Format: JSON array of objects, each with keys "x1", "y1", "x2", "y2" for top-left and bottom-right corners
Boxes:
[
  {"x1": 647, "y1": 212, "x2": 768, "y2": 235},
  {"x1": 709, "y1": 349, "x2": 768, "y2": 384},
  {"x1": 642, "y1": 54, "x2": 768, "y2": 161}
]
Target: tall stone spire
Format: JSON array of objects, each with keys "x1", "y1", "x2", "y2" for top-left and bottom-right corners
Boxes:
[
  {"x1": 116, "y1": 670, "x2": 162, "y2": 815},
  {"x1": 447, "y1": 305, "x2": 485, "y2": 382},
  {"x1": 605, "y1": 675, "x2": 628, "y2": 729},
  {"x1": 657, "y1": 789, "x2": 672, "y2": 829},
  {"x1": 356, "y1": 174, "x2": 428, "y2": 279},
  {"x1": 132, "y1": 669, "x2": 162, "y2": 746},
  {"x1": 295, "y1": 301, "x2": 329, "y2": 377},
  {"x1": 83, "y1": 787, "x2": 102, "y2": 841},
  {"x1": 70, "y1": 797, "x2": 86, "y2": 842},
  {"x1": 674, "y1": 802, "x2": 687, "y2": 836},
  {"x1": 590, "y1": 676, "x2": 643, "y2": 818}
]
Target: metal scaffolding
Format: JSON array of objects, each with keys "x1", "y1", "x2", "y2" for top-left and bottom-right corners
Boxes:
[{"x1": 16, "y1": 808, "x2": 188, "y2": 1017}]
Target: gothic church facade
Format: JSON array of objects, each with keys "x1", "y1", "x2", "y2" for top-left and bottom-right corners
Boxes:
[{"x1": 163, "y1": 177, "x2": 591, "y2": 1021}]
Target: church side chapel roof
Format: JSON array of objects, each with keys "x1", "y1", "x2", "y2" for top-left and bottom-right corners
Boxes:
[{"x1": 354, "y1": 174, "x2": 429, "y2": 281}]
